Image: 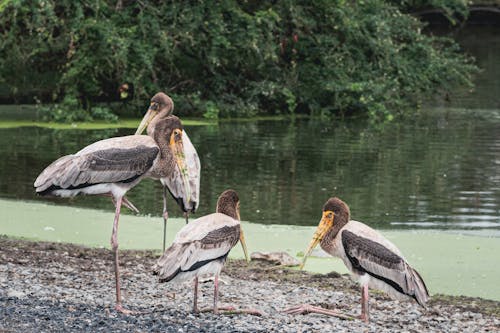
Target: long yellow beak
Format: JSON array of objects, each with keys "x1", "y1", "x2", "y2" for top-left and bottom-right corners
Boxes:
[
  {"x1": 135, "y1": 107, "x2": 158, "y2": 135},
  {"x1": 299, "y1": 212, "x2": 334, "y2": 270},
  {"x1": 169, "y1": 129, "x2": 192, "y2": 204},
  {"x1": 239, "y1": 226, "x2": 250, "y2": 262}
]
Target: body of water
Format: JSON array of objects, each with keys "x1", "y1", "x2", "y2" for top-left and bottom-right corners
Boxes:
[
  {"x1": 0, "y1": 108, "x2": 499, "y2": 234},
  {"x1": 1, "y1": 25, "x2": 499, "y2": 235}
]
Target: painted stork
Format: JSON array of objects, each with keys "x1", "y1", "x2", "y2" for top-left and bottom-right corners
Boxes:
[
  {"x1": 34, "y1": 110, "x2": 190, "y2": 314},
  {"x1": 153, "y1": 189, "x2": 255, "y2": 314},
  {"x1": 285, "y1": 197, "x2": 429, "y2": 322},
  {"x1": 135, "y1": 92, "x2": 201, "y2": 252}
]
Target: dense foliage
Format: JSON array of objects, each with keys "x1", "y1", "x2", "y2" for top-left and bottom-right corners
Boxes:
[{"x1": 0, "y1": 0, "x2": 477, "y2": 121}]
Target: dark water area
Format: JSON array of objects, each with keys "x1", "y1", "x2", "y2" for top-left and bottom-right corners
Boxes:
[
  {"x1": 0, "y1": 109, "x2": 499, "y2": 233},
  {"x1": 431, "y1": 25, "x2": 500, "y2": 109}
]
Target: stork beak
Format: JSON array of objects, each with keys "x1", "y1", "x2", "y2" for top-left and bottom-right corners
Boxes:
[
  {"x1": 135, "y1": 103, "x2": 159, "y2": 135},
  {"x1": 239, "y1": 227, "x2": 250, "y2": 262},
  {"x1": 299, "y1": 211, "x2": 334, "y2": 270},
  {"x1": 169, "y1": 129, "x2": 192, "y2": 204}
]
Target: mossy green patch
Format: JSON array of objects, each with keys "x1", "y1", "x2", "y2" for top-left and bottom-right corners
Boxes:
[
  {"x1": 0, "y1": 119, "x2": 214, "y2": 129},
  {"x1": 1, "y1": 198, "x2": 499, "y2": 301}
]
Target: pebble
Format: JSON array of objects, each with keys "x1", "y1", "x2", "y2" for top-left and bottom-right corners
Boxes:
[
  {"x1": 6, "y1": 289, "x2": 26, "y2": 299},
  {"x1": 0, "y1": 237, "x2": 499, "y2": 333}
]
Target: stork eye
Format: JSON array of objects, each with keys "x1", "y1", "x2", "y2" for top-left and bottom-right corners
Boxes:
[{"x1": 150, "y1": 102, "x2": 159, "y2": 111}]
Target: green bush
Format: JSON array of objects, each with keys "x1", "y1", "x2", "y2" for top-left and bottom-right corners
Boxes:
[
  {"x1": 38, "y1": 95, "x2": 118, "y2": 123},
  {"x1": 0, "y1": 0, "x2": 477, "y2": 121}
]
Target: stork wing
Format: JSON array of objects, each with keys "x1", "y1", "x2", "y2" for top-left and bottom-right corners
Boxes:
[
  {"x1": 341, "y1": 230, "x2": 429, "y2": 305},
  {"x1": 34, "y1": 136, "x2": 159, "y2": 194},
  {"x1": 153, "y1": 213, "x2": 240, "y2": 282},
  {"x1": 162, "y1": 130, "x2": 200, "y2": 212}
]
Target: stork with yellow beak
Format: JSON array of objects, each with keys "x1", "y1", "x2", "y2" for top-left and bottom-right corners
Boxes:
[
  {"x1": 285, "y1": 197, "x2": 429, "y2": 322},
  {"x1": 136, "y1": 92, "x2": 201, "y2": 252},
  {"x1": 153, "y1": 189, "x2": 252, "y2": 314},
  {"x1": 34, "y1": 101, "x2": 190, "y2": 314}
]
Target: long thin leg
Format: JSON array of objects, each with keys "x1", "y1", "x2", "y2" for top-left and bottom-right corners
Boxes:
[
  {"x1": 360, "y1": 284, "x2": 370, "y2": 322},
  {"x1": 110, "y1": 196, "x2": 132, "y2": 314},
  {"x1": 193, "y1": 277, "x2": 199, "y2": 313},
  {"x1": 213, "y1": 273, "x2": 219, "y2": 314},
  {"x1": 162, "y1": 186, "x2": 168, "y2": 252},
  {"x1": 185, "y1": 212, "x2": 189, "y2": 224},
  {"x1": 198, "y1": 274, "x2": 263, "y2": 316}
]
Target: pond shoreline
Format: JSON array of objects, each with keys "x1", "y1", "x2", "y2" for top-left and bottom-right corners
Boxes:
[
  {"x1": 1, "y1": 236, "x2": 498, "y2": 332},
  {"x1": 2, "y1": 198, "x2": 500, "y2": 302}
]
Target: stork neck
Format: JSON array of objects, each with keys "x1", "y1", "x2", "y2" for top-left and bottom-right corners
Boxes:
[
  {"x1": 148, "y1": 125, "x2": 176, "y2": 178},
  {"x1": 216, "y1": 205, "x2": 238, "y2": 220}
]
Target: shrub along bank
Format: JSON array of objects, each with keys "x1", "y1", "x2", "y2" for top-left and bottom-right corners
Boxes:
[{"x1": 0, "y1": 0, "x2": 477, "y2": 121}]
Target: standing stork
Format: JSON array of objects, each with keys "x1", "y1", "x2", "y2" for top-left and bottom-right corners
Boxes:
[
  {"x1": 34, "y1": 111, "x2": 190, "y2": 314},
  {"x1": 153, "y1": 189, "x2": 256, "y2": 315},
  {"x1": 285, "y1": 197, "x2": 429, "y2": 322},
  {"x1": 135, "y1": 92, "x2": 201, "y2": 252}
]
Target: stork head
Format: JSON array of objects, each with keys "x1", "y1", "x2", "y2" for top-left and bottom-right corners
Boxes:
[
  {"x1": 216, "y1": 189, "x2": 250, "y2": 263},
  {"x1": 300, "y1": 197, "x2": 350, "y2": 269},
  {"x1": 135, "y1": 92, "x2": 174, "y2": 135}
]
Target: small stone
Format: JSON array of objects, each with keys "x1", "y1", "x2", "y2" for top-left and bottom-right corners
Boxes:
[{"x1": 7, "y1": 289, "x2": 26, "y2": 299}]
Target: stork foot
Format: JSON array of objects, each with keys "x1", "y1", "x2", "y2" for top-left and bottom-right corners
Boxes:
[
  {"x1": 358, "y1": 313, "x2": 369, "y2": 323},
  {"x1": 199, "y1": 305, "x2": 263, "y2": 316},
  {"x1": 283, "y1": 304, "x2": 353, "y2": 320},
  {"x1": 200, "y1": 305, "x2": 235, "y2": 314},
  {"x1": 122, "y1": 197, "x2": 139, "y2": 213},
  {"x1": 106, "y1": 195, "x2": 139, "y2": 213},
  {"x1": 224, "y1": 307, "x2": 264, "y2": 316},
  {"x1": 115, "y1": 303, "x2": 136, "y2": 315}
]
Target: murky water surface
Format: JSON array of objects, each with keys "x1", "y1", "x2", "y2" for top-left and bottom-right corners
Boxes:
[{"x1": 0, "y1": 109, "x2": 499, "y2": 234}]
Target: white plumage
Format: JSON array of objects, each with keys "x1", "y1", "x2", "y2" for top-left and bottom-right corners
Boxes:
[
  {"x1": 290, "y1": 197, "x2": 429, "y2": 322},
  {"x1": 331, "y1": 220, "x2": 428, "y2": 305},
  {"x1": 161, "y1": 131, "x2": 201, "y2": 213},
  {"x1": 153, "y1": 213, "x2": 240, "y2": 284},
  {"x1": 153, "y1": 189, "x2": 248, "y2": 314},
  {"x1": 33, "y1": 95, "x2": 189, "y2": 314},
  {"x1": 135, "y1": 92, "x2": 201, "y2": 252}
]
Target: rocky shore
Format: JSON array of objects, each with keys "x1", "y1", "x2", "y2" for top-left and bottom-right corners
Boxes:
[{"x1": 0, "y1": 236, "x2": 498, "y2": 332}]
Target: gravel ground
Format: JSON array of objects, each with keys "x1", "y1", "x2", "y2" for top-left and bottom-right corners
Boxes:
[{"x1": 1, "y1": 236, "x2": 499, "y2": 332}]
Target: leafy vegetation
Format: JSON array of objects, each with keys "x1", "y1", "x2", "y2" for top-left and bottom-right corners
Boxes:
[{"x1": 0, "y1": 0, "x2": 477, "y2": 121}]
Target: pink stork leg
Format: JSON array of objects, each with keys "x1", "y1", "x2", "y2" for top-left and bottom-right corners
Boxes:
[
  {"x1": 193, "y1": 277, "x2": 199, "y2": 313},
  {"x1": 360, "y1": 284, "x2": 370, "y2": 322},
  {"x1": 110, "y1": 196, "x2": 133, "y2": 315},
  {"x1": 200, "y1": 273, "x2": 262, "y2": 316},
  {"x1": 162, "y1": 186, "x2": 169, "y2": 252},
  {"x1": 213, "y1": 273, "x2": 219, "y2": 314}
]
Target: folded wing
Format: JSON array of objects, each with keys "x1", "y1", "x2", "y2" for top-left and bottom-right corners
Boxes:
[
  {"x1": 162, "y1": 130, "x2": 200, "y2": 212},
  {"x1": 153, "y1": 213, "x2": 240, "y2": 282},
  {"x1": 342, "y1": 230, "x2": 429, "y2": 306},
  {"x1": 34, "y1": 136, "x2": 159, "y2": 195}
]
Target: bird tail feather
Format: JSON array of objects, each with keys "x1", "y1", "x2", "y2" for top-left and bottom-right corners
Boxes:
[
  {"x1": 408, "y1": 266, "x2": 429, "y2": 307},
  {"x1": 152, "y1": 243, "x2": 189, "y2": 283}
]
